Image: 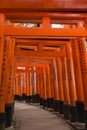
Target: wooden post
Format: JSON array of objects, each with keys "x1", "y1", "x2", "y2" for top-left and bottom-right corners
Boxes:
[
  {"x1": 0, "y1": 13, "x2": 6, "y2": 130},
  {"x1": 61, "y1": 56, "x2": 70, "y2": 119},
  {"x1": 50, "y1": 63, "x2": 55, "y2": 108},
  {"x1": 42, "y1": 66, "x2": 47, "y2": 107},
  {"x1": 21, "y1": 73, "x2": 26, "y2": 101},
  {"x1": 14, "y1": 73, "x2": 19, "y2": 100},
  {"x1": 56, "y1": 57, "x2": 64, "y2": 114},
  {"x1": 39, "y1": 68, "x2": 44, "y2": 106},
  {"x1": 35, "y1": 67, "x2": 40, "y2": 103},
  {"x1": 77, "y1": 37, "x2": 87, "y2": 128},
  {"x1": 65, "y1": 43, "x2": 77, "y2": 122},
  {"x1": 45, "y1": 64, "x2": 52, "y2": 108},
  {"x1": 18, "y1": 74, "x2": 22, "y2": 100},
  {"x1": 30, "y1": 72, "x2": 33, "y2": 102},
  {"x1": 51, "y1": 59, "x2": 59, "y2": 112},
  {"x1": 31, "y1": 67, "x2": 37, "y2": 103},
  {"x1": 25, "y1": 71, "x2": 30, "y2": 102},
  {"x1": 5, "y1": 37, "x2": 15, "y2": 127},
  {"x1": 71, "y1": 39, "x2": 84, "y2": 123}
]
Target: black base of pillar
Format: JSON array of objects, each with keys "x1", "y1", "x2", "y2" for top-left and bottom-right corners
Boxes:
[
  {"x1": 14, "y1": 95, "x2": 17, "y2": 100},
  {"x1": 26, "y1": 96, "x2": 29, "y2": 102},
  {"x1": 17, "y1": 95, "x2": 21, "y2": 100},
  {"x1": 43, "y1": 100, "x2": 47, "y2": 108},
  {"x1": 0, "y1": 112, "x2": 6, "y2": 130},
  {"x1": 40, "y1": 98, "x2": 43, "y2": 106},
  {"x1": 15, "y1": 95, "x2": 22, "y2": 101},
  {"x1": 19, "y1": 96, "x2": 23, "y2": 101},
  {"x1": 27, "y1": 96, "x2": 32, "y2": 102},
  {"x1": 35, "y1": 94, "x2": 40, "y2": 103},
  {"x1": 76, "y1": 101, "x2": 84, "y2": 123},
  {"x1": 46, "y1": 98, "x2": 54, "y2": 108},
  {"x1": 84, "y1": 110, "x2": 87, "y2": 129},
  {"x1": 32, "y1": 95, "x2": 36, "y2": 103},
  {"x1": 14, "y1": 95, "x2": 19, "y2": 100},
  {"x1": 47, "y1": 98, "x2": 51, "y2": 108},
  {"x1": 63, "y1": 104, "x2": 70, "y2": 120},
  {"x1": 58, "y1": 101, "x2": 64, "y2": 114},
  {"x1": 50, "y1": 98, "x2": 54, "y2": 108},
  {"x1": 53, "y1": 100, "x2": 59, "y2": 112},
  {"x1": 26, "y1": 96, "x2": 32, "y2": 103},
  {"x1": 70, "y1": 106, "x2": 76, "y2": 122},
  {"x1": 22, "y1": 94, "x2": 26, "y2": 101},
  {"x1": 5, "y1": 103, "x2": 13, "y2": 127}
]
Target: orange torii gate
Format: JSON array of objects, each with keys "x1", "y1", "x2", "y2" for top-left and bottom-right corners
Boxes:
[
  {"x1": 15, "y1": 63, "x2": 47, "y2": 102},
  {"x1": 0, "y1": 6, "x2": 87, "y2": 129}
]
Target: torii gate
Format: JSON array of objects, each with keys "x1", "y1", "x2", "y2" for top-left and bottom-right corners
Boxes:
[{"x1": 0, "y1": 1, "x2": 87, "y2": 129}]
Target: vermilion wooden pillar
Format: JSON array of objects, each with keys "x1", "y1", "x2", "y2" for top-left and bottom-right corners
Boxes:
[
  {"x1": 56, "y1": 57, "x2": 64, "y2": 114},
  {"x1": 15, "y1": 73, "x2": 20, "y2": 100},
  {"x1": 70, "y1": 24, "x2": 85, "y2": 123},
  {"x1": 18, "y1": 74, "x2": 22, "y2": 100},
  {"x1": 49, "y1": 63, "x2": 55, "y2": 109},
  {"x1": 51, "y1": 59, "x2": 59, "y2": 112},
  {"x1": 28, "y1": 72, "x2": 32, "y2": 102},
  {"x1": 34, "y1": 67, "x2": 41, "y2": 103},
  {"x1": 30, "y1": 72, "x2": 35, "y2": 103},
  {"x1": 77, "y1": 22, "x2": 87, "y2": 128},
  {"x1": 14, "y1": 73, "x2": 19, "y2": 100},
  {"x1": 71, "y1": 39, "x2": 84, "y2": 123},
  {"x1": 20, "y1": 73, "x2": 23, "y2": 100},
  {"x1": 25, "y1": 72, "x2": 30, "y2": 102},
  {"x1": 35, "y1": 68, "x2": 40, "y2": 103},
  {"x1": 45, "y1": 64, "x2": 52, "y2": 108},
  {"x1": 80, "y1": 39, "x2": 87, "y2": 102},
  {"x1": 22, "y1": 73, "x2": 27, "y2": 101},
  {"x1": 39, "y1": 68, "x2": 44, "y2": 106},
  {"x1": 17, "y1": 73, "x2": 24, "y2": 100},
  {"x1": 32, "y1": 71, "x2": 37, "y2": 103},
  {"x1": 77, "y1": 37, "x2": 87, "y2": 128},
  {"x1": 65, "y1": 43, "x2": 77, "y2": 122},
  {"x1": 42, "y1": 66, "x2": 47, "y2": 107},
  {"x1": 5, "y1": 37, "x2": 15, "y2": 127},
  {"x1": 61, "y1": 56, "x2": 70, "y2": 119},
  {"x1": 0, "y1": 13, "x2": 6, "y2": 130}
]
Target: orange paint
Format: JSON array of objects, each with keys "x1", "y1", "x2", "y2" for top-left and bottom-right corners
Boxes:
[
  {"x1": 56, "y1": 57, "x2": 64, "y2": 101},
  {"x1": 78, "y1": 38, "x2": 87, "y2": 109},
  {"x1": 71, "y1": 39, "x2": 84, "y2": 101},
  {"x1": 45, "y1": 64, "x2": 52, "y2": 99},
  {"x1": 61, "y1": 57, "x2": 70, "y2": 104},
  {"x1": 0, "y1": 14, "x2": 6, "y2": 112},
  {"x1": 65, "y1": 43, "x2": 77, "y2": 106},
  {"x1": 51, "y1": 59, "x2": 59, "y2": 100}
]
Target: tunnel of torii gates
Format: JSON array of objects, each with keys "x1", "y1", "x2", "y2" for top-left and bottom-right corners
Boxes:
[{"x1": 1, "y1": 7, "x2": 87, "y2": 130}]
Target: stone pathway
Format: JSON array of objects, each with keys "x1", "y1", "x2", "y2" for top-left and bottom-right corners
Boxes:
[{"x1": 14, "y1": 101, "x2": 73, "y2": 130}]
